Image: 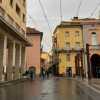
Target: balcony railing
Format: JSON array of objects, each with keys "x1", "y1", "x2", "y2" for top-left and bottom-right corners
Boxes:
[{"x1": 53, "y1": 47, "x2": 83, "y2": 53}]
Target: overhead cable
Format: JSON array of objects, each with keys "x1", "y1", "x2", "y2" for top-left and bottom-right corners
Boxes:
[
  {"x1": 38, "y1": 0, "x2": 52, "y2": 34},
  {"x1": 27, "y1": 14, "x2": 38, "y2": 27},
  {"x1": 89, "y1": 2, "x2": 100, "y2": 18}
]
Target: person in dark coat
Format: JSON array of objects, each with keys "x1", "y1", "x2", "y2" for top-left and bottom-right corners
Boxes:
[{"x1": 40, "y1": 67, "x2": 45, "y2": 80}]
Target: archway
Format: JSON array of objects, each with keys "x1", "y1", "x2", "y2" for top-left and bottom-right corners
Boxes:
[{"x1": 91, "y1": 54, "x2": 100, "y2": 78}]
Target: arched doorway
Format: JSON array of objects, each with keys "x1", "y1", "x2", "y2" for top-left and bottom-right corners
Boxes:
[{"x1": 91, "y1": 54, "x2": 100, "y2": 78}]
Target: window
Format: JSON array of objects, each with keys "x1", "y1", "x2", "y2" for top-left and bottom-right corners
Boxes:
[
  {"x1": 65, "y1": 42, "x2": 70, "y2": 48},
  {"x1": 16, "y1": 4, "x2": 20, "y2": 16},
  {"x1": 23, "y1": 14, "x2": 25, "y2": 23},
  {"x1": 92, "y1": 32, "x2": 97, "y2": 45},
  {"x1": 76, "y1": 42, "x2": 80, "y2": 48},
  {"x1": 23, "y1": 0, "x2": 26, "y2": 6},
  {"x1": 10, "y1": 0, "x2": 13, "y2": 7},
  {"x1": 65, "y1": 31, "x2": 69, "y2": 37},
  {"x1": 75, "y1": 31, "x2": 80, "y2": 37},
  {"x1": 0, "y1": 0, "x2": 2, "y2": 3},
  {"x1": 66, "y1": 53, "x2": 70, "y2": 61}
]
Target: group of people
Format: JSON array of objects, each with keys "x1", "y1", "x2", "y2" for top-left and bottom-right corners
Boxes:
[
  {"x1": 40, "y1": 67, "x2": 51, "y2": 80},
  {"x1": 23, "y1": 66, "x2": 52, "y2": 80},
  {"x1": 66, "y1": 67, "x2": 72, "y2": 78},
  {"x1": 23, "y1": 66, "x2": 36, "y2": 80}
]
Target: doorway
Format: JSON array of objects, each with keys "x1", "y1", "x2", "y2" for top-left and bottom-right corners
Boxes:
[{"x1": 91, "y1": 54, "x2": 100, "y2": 78}]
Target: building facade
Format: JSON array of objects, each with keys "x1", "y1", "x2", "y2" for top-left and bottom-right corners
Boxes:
[
  {"x1": 0, "y1": 0, "x2": 31, "y2": 81},
  {"x1": 26, "y1": 27, "x2": 43, "y2": 75},
  {"x1": 53, "y1": 19, "x2": 83, "y2": 76},
  {"x1": 53, "y1": 17, "x2": 100, "y2": 78},
  {"x1": 41, "y1": 52, "x2": 51, "y2": 69}
]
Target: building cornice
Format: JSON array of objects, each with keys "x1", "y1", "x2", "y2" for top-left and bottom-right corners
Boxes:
[{"x1": 0, "y1": 14, "x2": 32, "y2": 46}]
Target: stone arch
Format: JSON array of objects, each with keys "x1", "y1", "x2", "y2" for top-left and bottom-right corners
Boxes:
[{"x1": 91, "y1": 54, "x2": 100, "y2": 78}]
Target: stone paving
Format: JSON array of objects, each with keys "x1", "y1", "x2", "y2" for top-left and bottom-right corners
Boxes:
[{"x1": 0, "y1": 77, "x2": 98, "y2": 100}]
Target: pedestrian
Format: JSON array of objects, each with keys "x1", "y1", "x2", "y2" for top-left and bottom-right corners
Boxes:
[
  {"x1": 28, "y1": 66, "x2": 35, "y2": 80},
  {"x1": 46, "y1": 70, "x2": 49, "y2": 79},
  {"x1": 32, "y1": 67, "x2": 36, "y2": 80},
  {"x1": 29, "y1": 70, "x2": 33, "y2": 80},
  {"x1": 40, "y1": 67, "x2": 45, "y2": 80}
]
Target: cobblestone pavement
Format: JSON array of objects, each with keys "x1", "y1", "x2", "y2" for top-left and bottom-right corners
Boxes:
[{"x1": 0, "y1": 78, "x2": 95, "y2": 100}]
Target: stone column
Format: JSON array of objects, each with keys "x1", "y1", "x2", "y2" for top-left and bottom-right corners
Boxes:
[
  {"x1": 15, "y1": 44, "x2": 20, "y2": 67},
  {"x1": 0, "y1": 35, "x2": 7, "y2": 81},
  {"x1": 14, "y1": 44, "x2": 20, "y2": 79},
  {"x1": 21, "y1": 46, "x2": 26, "y2": 74},
  {"x1": 7, "y1": 41, "x2": 16, "y2": 80}
]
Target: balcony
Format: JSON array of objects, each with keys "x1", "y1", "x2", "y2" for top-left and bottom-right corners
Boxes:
[
  {"x1": 53, "y1": 47, "x2": 83, "y2": 53},
  {"x1": 74, "y1": 47, "x2": 83, "y2": 51},
  {"x1": 63, "y1": 47, "x2": 72, "y2": 51},
  {"x1": 52, "y1": 48, "x2": 62, "y2": 53}
]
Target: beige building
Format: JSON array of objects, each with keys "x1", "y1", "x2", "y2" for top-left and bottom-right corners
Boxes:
[{"x1": 0, "y1": 0, "x2": 31, "y2": 81}]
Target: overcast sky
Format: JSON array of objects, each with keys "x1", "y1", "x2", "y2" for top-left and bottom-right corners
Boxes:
[{"x1": 27, "y1": 0, "x2": 100, "y2": 52}]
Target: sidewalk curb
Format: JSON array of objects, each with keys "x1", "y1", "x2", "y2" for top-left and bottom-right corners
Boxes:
[
  {"x1": 75, "y1": 79, "x2": 100, "y2": 100},
  {"x1": 0, "y1": 78, "x2": 28, "y2": 87},
  {"x1": 76, "y1": 79, "x2": 100, "y2": 93}
]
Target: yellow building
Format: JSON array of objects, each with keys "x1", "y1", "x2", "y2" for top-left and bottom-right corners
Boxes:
[
  {"x1": 53, "y1": 18, "x2": 83, "y2": 76},
  {"x1": 41, "y1": 52, "x2": 51, "y2": 69},
  {"x1": 53, "y1": 17, "x2": 100, "y2": 78},
  {"x1": 0, "y1": 0, "x2": 31, "y2": 81}
]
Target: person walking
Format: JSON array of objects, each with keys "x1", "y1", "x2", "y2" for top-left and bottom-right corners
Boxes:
[{"x1": 40, "y1": 67, "x2": 45, "y2": 80}]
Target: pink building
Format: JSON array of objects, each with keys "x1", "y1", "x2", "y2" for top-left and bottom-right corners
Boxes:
[{"x1": 26, "y1": 27, "x2": 43, "y2": 74}]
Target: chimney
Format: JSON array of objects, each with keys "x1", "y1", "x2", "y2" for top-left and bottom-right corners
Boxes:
[{"x1": 73, "y1": 16, "x2": 78, "y2": 20}]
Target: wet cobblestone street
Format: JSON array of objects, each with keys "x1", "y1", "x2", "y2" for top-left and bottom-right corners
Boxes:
[{"x1": 0, "y1": 78, "x2": 95, "y2": 100}]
